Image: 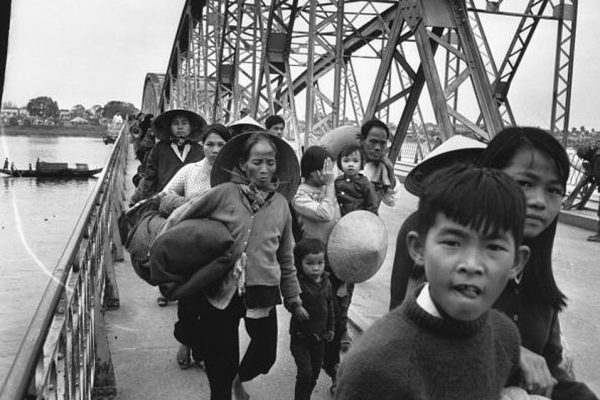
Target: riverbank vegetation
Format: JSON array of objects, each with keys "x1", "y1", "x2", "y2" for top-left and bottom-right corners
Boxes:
[{"x1": 0, "y1": 125, "x2": 106, "y2": 137}]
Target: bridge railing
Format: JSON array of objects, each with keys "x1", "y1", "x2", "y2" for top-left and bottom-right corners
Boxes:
[{"x1": 0, "y1": 123, "x2": 128, "y2": 400}]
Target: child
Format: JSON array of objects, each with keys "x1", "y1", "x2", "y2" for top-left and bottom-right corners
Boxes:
[
  {"x1": 334, "y1": 164, "x2": 531, "y2": 400},
  {"x1": 334, "y1": 144, "x2": 378, "y2": 216},
  {"x1": 292, "y1": 146, "x2": 340, "y2": 244},
  {"x1": 291, "y1": 146, "x2": 344, "y2": 392},
  {"x1": 290, "y1": 238, "x2": 335, "y2": 400},
  {"x1": 479, "y1": 127, "x2": 598, "y2": 399},
  {"x1": 332, "y1": 143, "x2": 378, "y2": 353}
]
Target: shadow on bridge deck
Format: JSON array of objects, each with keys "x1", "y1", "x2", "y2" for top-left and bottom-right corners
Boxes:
[{"x1": 106, "y1": 144, "x2": 600, "y2": 399}]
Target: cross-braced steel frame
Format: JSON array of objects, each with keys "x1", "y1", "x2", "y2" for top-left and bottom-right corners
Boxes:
[{"x1": 142, "y1": 0, "x2": 579, "y2": 163}]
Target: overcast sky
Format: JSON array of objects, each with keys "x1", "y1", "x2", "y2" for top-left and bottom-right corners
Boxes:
[{"x1": 3, "y1": 0, "x2": 599, "y2": 130}]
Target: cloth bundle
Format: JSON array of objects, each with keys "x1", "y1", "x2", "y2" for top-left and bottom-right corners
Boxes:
[{"x1": 149, "y1": 219, "x2": 234, "y2": 300}]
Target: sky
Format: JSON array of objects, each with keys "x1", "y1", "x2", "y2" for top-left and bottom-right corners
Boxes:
[{"x1": 3, "y1": 0, "x2": 600, "y2": 130}]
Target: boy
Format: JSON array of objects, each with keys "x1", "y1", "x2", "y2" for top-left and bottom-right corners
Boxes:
[
  {"x1": 290, "y1": 238, "x2": 335, "y2": 400},
  {"x1": 334, "y1": 164, "x2": 530, "y2": 400}
]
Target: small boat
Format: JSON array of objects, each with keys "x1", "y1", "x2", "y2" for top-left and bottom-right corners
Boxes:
[{"x1": 0, "y1": 161, "x2": 102, "y2": 178}]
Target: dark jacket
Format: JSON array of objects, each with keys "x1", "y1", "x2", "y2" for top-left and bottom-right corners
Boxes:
[
  {"x1": 138, "y1": 141, "x2": 203, "y2": 200},
  {"x1": 334, "y1": 174, "x2": 378, "y2": 216},
  {"x1": 495, "y1": 283, "x2": 598, "y2": 400},
  {"x1": 290, "y1": 273, "x2": 335, "y2": 340}
]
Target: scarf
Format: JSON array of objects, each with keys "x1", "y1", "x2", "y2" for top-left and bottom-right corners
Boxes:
[{"x1": 228, "y1": 166, "x2": 278, "y2": 213}]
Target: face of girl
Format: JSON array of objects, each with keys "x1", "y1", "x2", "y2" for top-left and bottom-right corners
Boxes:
[
  {"x1": 170, "y1": 115, "x2": 191, "y2": 138},
  {"x1": 502, "y1": 148, "x2": 564, "y2": 238},
  {"x1": 240, "y1": 139, "x2": 277, "y2": 189},
  {"x1": 341, "y1": 151, "x2": 362, "y2": 177},
  {"x1": 203, "y1": 133, "x2": 227, "y2": 165},
  {"x1": 301, "y1": 252, "x2": 325, "y2": 282}
]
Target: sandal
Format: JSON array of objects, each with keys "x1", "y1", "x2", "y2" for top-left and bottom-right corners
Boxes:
[{"x1": 157, "y1": 296, "x2": 168, "y2": 307}]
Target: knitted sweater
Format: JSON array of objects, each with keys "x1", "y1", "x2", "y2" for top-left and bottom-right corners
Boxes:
[
  {"x1": 163, "y1": 182, "x2": 300, "y2": 308},
  {"x1": 292, "y1": 183, "x2": 341, "y2": 244},
  {"x1": 335, "y1": 290, "x2": 521, "y2": 400}
]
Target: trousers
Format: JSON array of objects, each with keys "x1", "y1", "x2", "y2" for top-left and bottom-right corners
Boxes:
[
  {"x1": 199, "y1": 294, "x2": 278, "y2": 400},
  {"x1": 290, "y1": 336, "x2": 326, "y2": 400}
]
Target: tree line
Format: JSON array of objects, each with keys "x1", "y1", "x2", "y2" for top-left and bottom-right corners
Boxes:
[{"x1": 2, "y1": 96, "x2": 138, "y2": 121}]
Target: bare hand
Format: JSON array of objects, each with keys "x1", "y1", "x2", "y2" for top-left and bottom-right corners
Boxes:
[
  {"x1": 325, "y1": 330, "x2": 335, "y2": 342},
  {"x1": 519, "y1": 346, "x2": 557, "y2": 397},
  {"x1": 293, "y1": 306, "x2": 310, "y2": 321},
  {"x1": 318, "y1": 157, "x2": 335, "y2": 185}
]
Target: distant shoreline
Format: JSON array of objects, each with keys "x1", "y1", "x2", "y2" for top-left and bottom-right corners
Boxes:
[{"x1": 0, "y1": 125, "x2": 107, "y2": 138}]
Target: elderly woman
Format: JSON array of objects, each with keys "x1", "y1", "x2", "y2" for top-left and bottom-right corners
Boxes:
[{"x1": 162, "y1": 132, "x2": 303, "y2": 400}]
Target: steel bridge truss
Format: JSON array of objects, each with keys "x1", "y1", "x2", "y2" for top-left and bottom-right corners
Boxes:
[{"x1": 145, "y1": 0, "x2": 579, "y2": 163}]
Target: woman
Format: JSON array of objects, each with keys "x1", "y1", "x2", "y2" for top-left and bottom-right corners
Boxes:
[
  {"x1": 160, "y1": 123, "x2": 231, "y2": 215},
  {"x1": 479, "y1": 127, "x2": 597, "y2": 400},
  {"x1": 162, "y1": 132, "x2": 303, "y2": 400},
  {"x1": 159, "y1": 123, "x2": 232, "y2": 369},
  {"x1": 132, "y1": 109, "x2": 206, "y2": 203}
]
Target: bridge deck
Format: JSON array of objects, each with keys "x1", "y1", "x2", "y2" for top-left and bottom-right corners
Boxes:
[{"x1": 105, "y1": 145, "x2": 600, "y2": 399}]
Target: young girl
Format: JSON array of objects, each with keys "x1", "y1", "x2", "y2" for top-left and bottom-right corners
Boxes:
[
  {"x1": 162, "y1": 132, "x2": 303, "y2": 400},
  {"x1": 334, "y1": 144, "x2": 378, "y2": 216},
  {"x1": 133, "y1": 109, "x2": 206, "y2": 203},
  {"x1": 290, "y1": 238, "x2": 335, "y2": 400},
  {"x1": 479, "y1": 127, "x2": 597, "y2": 400}
]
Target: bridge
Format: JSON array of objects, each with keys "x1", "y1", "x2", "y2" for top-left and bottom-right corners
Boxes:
[{"x1": 1, "y1": 0, "x2": 599, "y2": 399}]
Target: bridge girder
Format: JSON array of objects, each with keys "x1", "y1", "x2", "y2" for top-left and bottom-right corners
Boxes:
[{"x1": 153, "y1": 0, "x2": 578, "y2": 163}]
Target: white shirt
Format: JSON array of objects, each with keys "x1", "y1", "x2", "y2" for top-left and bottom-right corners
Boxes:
[
  {"x1": 416, "y1": 283, "x2": 442, "y2": 318},
  {"x1": 163, "y1": 158, "x2": 212, "y2": 199}
]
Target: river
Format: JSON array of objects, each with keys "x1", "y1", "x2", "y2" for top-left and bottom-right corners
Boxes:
[{"x1": 0, "y1": 134, "x2": 113, "y2": 380}]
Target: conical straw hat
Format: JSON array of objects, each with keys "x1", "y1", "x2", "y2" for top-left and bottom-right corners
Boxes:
[
  {"x1": 327, "y1": 210, "x2": 388, "y2": 283},
  {"x1": 404, "y1": 135, "x2": 486, "y2": 196}
]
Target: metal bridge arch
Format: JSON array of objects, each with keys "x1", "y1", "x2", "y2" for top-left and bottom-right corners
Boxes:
[
  {"x1": 153, "y1": 0, "x2": 578, "y2": 162},
  {"x1": 141, "y1": 73, "x2": 165, "y2": 116}
]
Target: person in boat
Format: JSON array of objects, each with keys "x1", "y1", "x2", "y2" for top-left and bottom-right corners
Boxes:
[
  {"x1": 131, "y1": 109, "x2": 206, "y2": 204},
  {"x1": 3, "y1": 158, "x2": 8, "y2": 169},
  {"x1": 161, "y1": 132, "x2": 303, "y2": 400}
]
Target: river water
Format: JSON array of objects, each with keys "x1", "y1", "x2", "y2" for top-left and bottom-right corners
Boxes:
[{"x1": 0, "y1": 134, "x2": 113, "y2": 380}]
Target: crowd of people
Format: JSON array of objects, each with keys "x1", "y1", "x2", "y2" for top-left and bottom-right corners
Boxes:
[{"x1": 118, "y1": 107, "x2": 597, "y2": 400}]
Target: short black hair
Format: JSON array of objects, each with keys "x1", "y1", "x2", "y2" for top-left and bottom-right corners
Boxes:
[
  {"x1": 300, "y1": 146, "x2": 332, "y2": 178},
  {"x1": 336, "y1": 144, "x2": 364, "y2": 170},
  {"x1": 265, "y1": 115, "x2": 285, "y2": 129},
  {"x1": 418, "y1": 164, "x2": 526, "y2": 247},
  {"x1": 360, "y1": 118, "x2": 390, "y2": 140},
  {"x1": 202, "y1": 123, "x2": 231, "y2": 143},
  {"x1": 294, "y1": 238, "x2": 326, "y2": 273}
]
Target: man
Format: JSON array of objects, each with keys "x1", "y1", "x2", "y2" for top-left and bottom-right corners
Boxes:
[
  {"x1": 577, "y1": 144, "x2": 600, "y2": 242},
  {"x1": 359, "y1": 119, "x2": 397, "y2": 208},
  {"x1": 265, "y1": 115, "x2": 285, "y2": 138}
]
